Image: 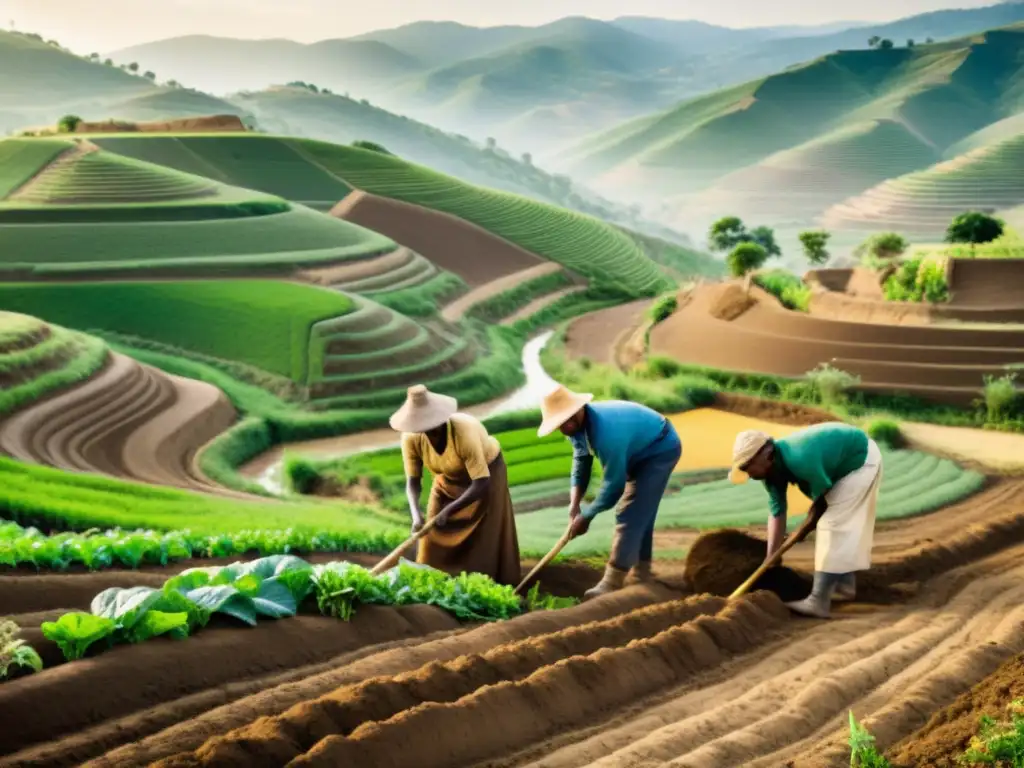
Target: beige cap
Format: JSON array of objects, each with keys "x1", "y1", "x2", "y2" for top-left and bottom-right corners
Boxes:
[
  {"x1": 389, "y1": 385, "x2": 457, "y2": 433},
  {"x1": 729, "y1": 429, "x2": 772, "y2": 484},
  {"x1": 537, "y1": 384, "x2": 594, "y2": 437}
]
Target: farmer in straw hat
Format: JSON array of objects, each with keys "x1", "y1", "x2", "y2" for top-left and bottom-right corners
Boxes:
[
  {"x1": 538, "y1": 384, "x2": 682, "y2": 599},
  {"x1": 390, "y1": 385, "x2": 520, "y2": 586},
  {"x1": 729, "y1": 422, "x2": 883, "y2": 618}
]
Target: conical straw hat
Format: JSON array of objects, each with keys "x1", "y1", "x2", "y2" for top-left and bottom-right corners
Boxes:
[
  {"x1": 389, "y1": 385, "x2": 458, "y2": 433},
  {"x1": 537, "y1": 384, "x2": 593, "y2": 437}
]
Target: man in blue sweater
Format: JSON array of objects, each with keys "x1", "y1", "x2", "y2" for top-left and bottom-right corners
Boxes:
[{"x1": 538, "y1": 384, "x2": 682, "y2": 599}]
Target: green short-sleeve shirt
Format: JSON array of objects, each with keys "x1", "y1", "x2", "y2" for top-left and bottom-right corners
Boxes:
[{"x1": 765, "y1": 422, "x2": 870, "y2": 518}]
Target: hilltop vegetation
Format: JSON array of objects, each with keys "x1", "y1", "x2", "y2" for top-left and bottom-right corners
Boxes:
[{"x1": 562, "y1": 23, "x2": 1024, "y2": 243}]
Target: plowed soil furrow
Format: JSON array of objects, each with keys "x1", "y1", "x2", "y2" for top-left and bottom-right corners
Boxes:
[
  {"x1": 0, "y1": 607, "x2": 462, "y2": 761},
  {"x1": 154, "y1": 593, "x2": 725, "y2": 768},
  {"x1": 282, "y1": 594, "x2": 788, "y2": 768},
  {"x1": 86, "y1": 586, "x2": 677, "y2": 768}
]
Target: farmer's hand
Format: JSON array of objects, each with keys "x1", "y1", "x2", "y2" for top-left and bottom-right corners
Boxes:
[
  {"x1": 410, "y1": 515, "x2": 425, "y2": 534},
  {"x1": 568, "y1": 502, "x2": 582, "y2": 520},
  {"x1": 434, "y1": 507, "x2": 453, "y2": 528},
  {"x1": 569, "y1": 513, "x2": 591, "y2": 539}
]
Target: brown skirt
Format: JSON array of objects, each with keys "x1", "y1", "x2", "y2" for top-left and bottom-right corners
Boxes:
[{"x1": 418, "y1": 453, "x2": 521, "y2": 586}]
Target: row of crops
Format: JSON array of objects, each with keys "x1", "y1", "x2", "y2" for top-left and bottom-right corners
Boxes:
[{"x1": 40, "y1": 555, "x2": 570, "y2": 664}]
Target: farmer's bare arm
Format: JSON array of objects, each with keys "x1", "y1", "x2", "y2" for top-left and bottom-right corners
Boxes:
[
  {"x1": 766, "y1": 513, "x2": 787, "y2": 558},
  {"x1": 437, "y1": 478, "x2": 491, "y2": 524},
  {"x1": 406, "y1": 476, "x2": 425, "y2": 531}
]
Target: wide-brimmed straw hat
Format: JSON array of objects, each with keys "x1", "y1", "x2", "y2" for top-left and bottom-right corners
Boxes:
[
  {"x1": 389, "y1": 385, "x2": 457, "y2": 433},
  {"x1": 729, "y1": 429, "x2": 772, "y2": 484},
  {"x1": 537, "y1": 384, "x2": 593, "y2": 437}
]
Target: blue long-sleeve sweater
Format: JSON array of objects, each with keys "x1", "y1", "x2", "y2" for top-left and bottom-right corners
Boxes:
[{"x1": 569, "y1": 401, "x2": 675, "y2": 519}]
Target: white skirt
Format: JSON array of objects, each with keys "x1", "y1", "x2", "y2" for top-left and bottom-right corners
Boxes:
[{"x1": 815, "y1": 439, "x2": 883, "y2": 573}]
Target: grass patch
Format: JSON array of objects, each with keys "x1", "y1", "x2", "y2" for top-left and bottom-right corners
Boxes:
[
  {"x1": 468, "y1": 269, "x2": 576, "y2": 323},
  {"x1": 0, "y1": 281, "x2": 355, "y2": 383},
  {"x1": 754, "y1": 270, "x2": 812, "y2": 312},
  {"x1": 370, "y1": 270, "x2": 468, "y2": 317}
]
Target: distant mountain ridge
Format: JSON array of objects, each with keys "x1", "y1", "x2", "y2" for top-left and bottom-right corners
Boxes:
[{"x1": 102, "y1": 3, "x2": 1024, "y2": 156}]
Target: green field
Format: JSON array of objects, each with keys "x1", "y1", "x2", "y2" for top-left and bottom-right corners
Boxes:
[
  {"x1": 515, "y1": 449, "x2": 985, "y2": 557},
  {"x1": 0, "y1": 281, "x2": 354, "y2": 382},
  {"x1": 563, "y1": 26, "x2": 1024, "y2": 223},
  {"x1": 0, "y1": 311, "x2": 109, "y2": 417},
  {"x1": 0, "y1": 138, "x2": 393, "y2": 275},
  {"x1": 822, "y1": 130, "x2": 1024, "y2": 240},
  {"x1": 87, "y1": 133, "x2": 668, "y2": 295}
]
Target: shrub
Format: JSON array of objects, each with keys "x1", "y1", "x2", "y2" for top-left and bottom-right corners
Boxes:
[
  {"x1": 726, "y1": 242, "x2": 768, "y2": 277},
  {"x1": 865, "y1": 419, "x2": 904, "y2": 449},
  {"x1": 882, "y1": 257, "x2": 948, "y2": 303},
  {"x1": 799, "y1": 230, "x2": 831, "y2": 265},
  {"x1": 861, "y1": 232, "x2": 908, "y2": 262},
  {"x1": 806, "y1": 363, "x2": 860, "y2": 407},
  {"x1": 647, "y1": 293, "x2": 679, "y2": 324},
  {"x1": 754, "y1": 270, "x2": 811, "y2": 312},
  {"x1": 979, "y1": 373, "x2": 1020, "y2": 425}
]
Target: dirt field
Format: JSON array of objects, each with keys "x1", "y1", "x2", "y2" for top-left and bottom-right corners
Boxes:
[
  {"x1": 442, "y1": 262, "x2": 563, "y2": 322},
  {"x1": 649, "y1": 283, "x2": 1024, "y2": 406},
  {"x1": 331, "y1": 191, "x2": 544, "y2": 286},
  {"x1": 563, "y1": 299, "x2": 651, "y2": 365},
  {"x1": 2, "y1": 479, "x2": 1022, "y2": 767},
  {"x1": 0, "y1": 352, "x2": 242, "y2": 497}
]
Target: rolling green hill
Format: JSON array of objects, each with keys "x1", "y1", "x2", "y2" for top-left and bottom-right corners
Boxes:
[
  {"x1": 563, "y1": 24, "x2": 1024, "y2": 237},
  {"x1": 0, "y1": 137, "x2": 393, "y2": 275}
]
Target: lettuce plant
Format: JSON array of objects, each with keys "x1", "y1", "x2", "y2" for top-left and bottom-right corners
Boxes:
[{"x1": 1, "y1": 620, "x2": 43, "y2": 680}]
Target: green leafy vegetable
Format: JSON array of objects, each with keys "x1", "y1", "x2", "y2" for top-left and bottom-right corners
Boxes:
[
  {"x1": 1, "y1": 619, "x2": 43, "y2": 680},
  {"x1": 40, "y1": 612, "x2": 117, "y2": 661}
]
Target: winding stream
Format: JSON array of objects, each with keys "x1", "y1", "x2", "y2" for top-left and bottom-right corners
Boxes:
[{"x1": 251, "y1": 331, "x2": 557, "y2": 494}]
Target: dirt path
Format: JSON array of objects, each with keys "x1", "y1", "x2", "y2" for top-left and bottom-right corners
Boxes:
[
  {"x1": 0, "y1": 479, "x2": 1009, "y2": 767},
  {"x1": 0, "y1": 352, "x2": 244, "y2": 497},
  {"x1": 441, "y1": 263, "x2": 563, "y2": 322}
]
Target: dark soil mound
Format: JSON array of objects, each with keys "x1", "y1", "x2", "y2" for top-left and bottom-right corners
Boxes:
[{"x1": 684, "y1": 529, "x2": 810, "y2": 603}]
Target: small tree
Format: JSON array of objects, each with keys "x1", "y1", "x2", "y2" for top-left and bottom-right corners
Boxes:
[
  {"x1": 167, "y1": 79, "x2": 180, "y2": 88},
  {"x1": 868, "y1": 35, "x2": 881, "y2": 48},
  {"x1": 57, "y1": 114, "x2": 82, "y2": 134},
  {"x1": 926, "y1": 37, "x2": 934, "y2": 43},
  {"x1": 879, "y1": 39, "x2": 894, "y2": 50},
  {"x1": 88, "y1": 52, "x2": 99, "y2": 60},
  {"x1": 907, "y1": 38, "x2": 915, "y2": 47},
  {"x1": 128, "y1": 61, "x2": 139, "y2": 72},
  {"x1": 799, "y1": 229, "x2": 831, "y2": 265},
  {"x1": 727, "y1": 242, "x2": 768, "y2": 277},
  {"x1": 945, "y1": 211, "x2": 1004, "y2": 255},
  {"x1": 521, "y1": 152, "x2": 532, "y2": 166},
  {"x1": 749, "y1": 225, "x2": 781, "y2": 258},
  {"x1": 486, "y1": 137, "x2": 497, "y2": 150},
  {"x1": 708, "y1": 215, "x2": 748, "y2": 252},
  {"x1": 144, "y1": 70, "x2": 156, "y2": 80},
  {"x1": 866, "y1": 232, "x2": 908, "y2": 261},
  {"x1": 104, "y1": 58, "x2": 113, "y2": 66}
]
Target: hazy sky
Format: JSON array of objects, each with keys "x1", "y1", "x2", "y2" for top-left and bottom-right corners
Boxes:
[{"x1": 4, "y1": 0, "x2": 999, "y2": 54}]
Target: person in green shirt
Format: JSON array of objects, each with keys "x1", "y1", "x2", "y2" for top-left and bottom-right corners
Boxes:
[{"x1": 729, "y1": 422, "x2": 884, "y2": 619}]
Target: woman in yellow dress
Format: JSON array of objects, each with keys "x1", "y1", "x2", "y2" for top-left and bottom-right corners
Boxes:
[{"x1": 389, "y1": 384, "x2": 521, "y2": 586}]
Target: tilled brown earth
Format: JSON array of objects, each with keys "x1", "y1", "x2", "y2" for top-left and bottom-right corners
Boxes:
[{"x1": 1, "y1": 481, "x2": 1018, "y2": 767}]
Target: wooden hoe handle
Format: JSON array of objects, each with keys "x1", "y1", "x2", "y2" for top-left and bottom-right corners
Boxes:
[
  {"x1": 370, "y1": 517, "x2": 439, "y2": 576},
  {"x1": 514, "y1": 521, "x2": 574, "y2": 595},
  {"x1": 728, "y1": 521, "x2": 807, "y2": 600}
]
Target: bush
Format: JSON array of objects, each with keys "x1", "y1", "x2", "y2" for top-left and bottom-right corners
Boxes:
[
  {"x1": 726, "y1": 242, "x2": 768, "y2": 277},
  {"x1": 806, "y1": 363, "x2": 860, "y2": 407},
  {"x1": 647, "y1": 293, "x2": 679, "y2": 324},
  {"x1": 351, "y1": 140, "x2": 393, "y2": 155},
  {"x1": 979, "y1": 373, "x2": 1020, "y2": 425},
  {"x1": 283, "y1": 454, "x2": 325, "y2": 495},
  {"x1": 57, "y1": 114, "x2": 82, "y2": 133},
  {"x1": 882, "y1": 257, "x2": 949, "y2": 303},
  {"x1": 754, "y1": 270, "x2": 811, "y2": 312},
  {"x1": 865, "y1": 419, "x2": 904, "y2": 449}
]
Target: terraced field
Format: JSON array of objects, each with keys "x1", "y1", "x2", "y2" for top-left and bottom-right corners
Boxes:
[
  {"x1": 650, "y1": 282, "x2": 1024, "y2": 406},
  {"x1": 0, "y1": 138, "x2": 394, "y2": 277},
  {"x1": 821, "y1": 131, "x2": 1024, "y2": 241}
]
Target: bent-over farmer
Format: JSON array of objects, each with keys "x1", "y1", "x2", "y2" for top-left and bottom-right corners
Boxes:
[
  {"x1": 729, "y1": 422, "x2": 883, "y2": 618},
  {"x1": 390, "y1": 385, "x2": 521, "y2": 586},
  {"x1": 538, "y1": 384, "x2": 681, "y2": 600}
]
